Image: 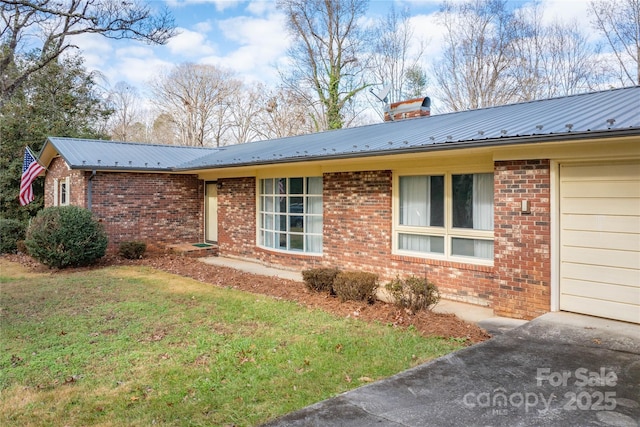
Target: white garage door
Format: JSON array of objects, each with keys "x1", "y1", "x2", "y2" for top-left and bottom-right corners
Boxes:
[{"x1": 560, "y1": 162, "x2": 640, "y2": 324}]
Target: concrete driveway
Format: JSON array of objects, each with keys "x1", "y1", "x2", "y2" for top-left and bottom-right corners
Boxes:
[{"x1": 262, "y1": 312, "x2": 640, "y2": 427}]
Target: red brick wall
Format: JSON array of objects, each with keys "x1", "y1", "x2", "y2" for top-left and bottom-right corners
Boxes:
[
  {"x1": 89, "y1": 172, "x2": 204, "y2": 249},
  {"x1": 217, "y1": 171, "x2": 497, "y2": 308},
  {"x1": 44, "y1": 157, "x2": 86, "y2": 208},
  {"x1": 493, "y1": 160, "x2": 551, "y2": 319},
  {"x1": 216, "y1": 166, "x2": 552, "y2": 319},
  {"x1": 217, "y1": 177, "x2": 256, "y2": 257},
  {"x1": 321, "y1": 170, "x2": 496, "y2": 307},
  {"x1": 45, "y1": 161, "x2": 204, "y2": 250}
]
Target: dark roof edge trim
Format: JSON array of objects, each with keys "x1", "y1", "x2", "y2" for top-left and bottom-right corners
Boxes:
[{"x1": 174, "y1": 127, "x2": 640, "y2": 171}]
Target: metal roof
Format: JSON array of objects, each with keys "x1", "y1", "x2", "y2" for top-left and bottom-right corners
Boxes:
[
  {"x1": 44, "y1": 137, "x2": 217, "y2": 171},
  {"x1": 44, "y1": 87, "x2": 640, "y2": 171}
]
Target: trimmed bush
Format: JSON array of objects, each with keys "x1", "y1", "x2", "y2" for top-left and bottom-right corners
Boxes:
[
  {"x1": 333, "y1": 271, "x2": 379, "y2": 303},
  {"x1": 0, "y1": 218, "x2": 26, "y2": 254},
  {"x1": 24, "y1": 206, "x2": 107, "y2": 268},
  {"x1": 387, "y1": 276, "x2": 440, "y2": 312},
  {"x1": 302, "y1": 267, "x2": 340, "y2": 293},
  {"x1": 119, "y1": 241, "x2": 147, "y2": 259}
]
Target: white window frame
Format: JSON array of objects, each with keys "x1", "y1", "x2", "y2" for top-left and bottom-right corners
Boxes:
[
  {"x1": 52, "y1": 176, "x2": 70, "y2": 207},
  {"x1": 59, "y1": 176, "x2": 70, "y2": 206},
  {"x1": 257, "y1": 176, "x2": 323, "y2": 255},
  {"x1": 393, "y1": 170, "x2": 494, "y2": 265}
]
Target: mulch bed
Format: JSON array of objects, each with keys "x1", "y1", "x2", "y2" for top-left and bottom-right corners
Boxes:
[{"x1": 3, "y1": 252, "x2": 491, "y2": 344}]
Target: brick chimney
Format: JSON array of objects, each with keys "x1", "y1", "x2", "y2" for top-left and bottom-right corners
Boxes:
[{"x1": 384, "y1": 96, "x2": 431, "y2": 121}]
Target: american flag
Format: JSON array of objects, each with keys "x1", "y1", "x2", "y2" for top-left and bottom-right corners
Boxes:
[{"x1": 19, "y1": 147, "x2": 45, "y2": 206}]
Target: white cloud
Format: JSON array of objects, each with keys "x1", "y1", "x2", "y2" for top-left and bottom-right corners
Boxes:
[
  {"x1": 166, "y1": 27, "x2": 217, "y2": 57},
  {"x1": 193, "y1": 20, "x2": 214, "y2": 33},
  {"x1": 204, "y1": 12, "x2": 290, "y2": 83},
  {"x1": 245, "y1": 0, "x2": 278, "y2": 15},
  {"x1": 70, "y1": 33, "x2": 114, "y2": 71},
  {"x1": 166, "y1": 0, "x2": 242, "y2": 12}
]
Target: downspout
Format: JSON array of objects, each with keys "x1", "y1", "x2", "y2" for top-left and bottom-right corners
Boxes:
[{"x1": 87, "y1": 170, "x2": 96, "y2": 212}]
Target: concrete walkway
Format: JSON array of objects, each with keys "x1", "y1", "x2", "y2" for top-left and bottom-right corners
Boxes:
[{"x1": 261, "y1": 312, "x2": 640, "y2": 426}]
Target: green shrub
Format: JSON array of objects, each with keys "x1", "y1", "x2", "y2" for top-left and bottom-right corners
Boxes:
[
  {"x1": 333, "y1": 271, "x2": 379, "y2": 303},
  {"x1": 302, "y1": 267, "x2": 340, "y2": 293},
  {"x1": 387, "y1": 276, "x2": 440, "y2": 312},
  {"x1": 119, "y1": 241, "x2": 147, "y2": 259},
  {"x1": 24, "y1": 206, "x2": 108, "y2": 268},
  {"x1": 0, "y1": 218, "x2": 26, "y2": 254}
]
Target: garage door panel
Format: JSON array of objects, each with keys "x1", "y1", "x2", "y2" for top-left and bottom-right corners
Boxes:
[
  {"x1": 562, "y1": 247, "x2": 640, "y2": 270},
  {"x1": 562, "y1": 229, "x2": 640, "y2": 252},
  {"x1": 561, "y1": 214, "x2": 640, "y2": 234},
  {"x1": 561, "y1": 163, "x2": 640, "y2": 180},
  {"x1": 562, "y1": 263, "x2": 639, "y2": 287},
  {"x1": 561, "y1": 198, "x2": 640, "y2": 215},
  {"x1": 560, "y1": 161, "x2": 640, "y2": 324},
  {"x1": 561, "y1": 295, "x2": 640, "y2": 324},
  {"x1": 562, "y1": 279, "x2": 640, "y2": 304},
  {"x1": 561, "y1": 181, "x2": 640, "y2": 198}
]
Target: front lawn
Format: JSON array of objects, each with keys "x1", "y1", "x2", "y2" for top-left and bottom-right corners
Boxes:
[{"x1": 0, "y1": 260, "x2": 464, "y2": 426}]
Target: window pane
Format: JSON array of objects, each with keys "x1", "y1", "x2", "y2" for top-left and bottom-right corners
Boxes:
[
  {"x1": 263, "y1": 179, "x2": 274, "y2": 194},
  {"x1": 453, "y1": 173, "x2": 493, "y2": 230},
  {"x1": 307, "y1": 196, "x2": 322, "y2": 214},
  {"x1": 277, "y1": 178, "x2": 287, "y2": 195},
  {"x1": 290, "y1": 177, "x2": 303, "y2": 194},
  {"x1": 306, "y1": 235, "x2": 322, "y2": 253},
  {"x1": 400, "y1": 176, "x2": 427, "y2": 226},
  {"x1": 452, "y1": 238, "x2": 493, "y2": 259},
  {"x1": 452, "y1": 174, "x2": 473, "y2": 228},
  {"x1": 276, "y1": 215, "x2": 287, "y2": 231},
  {"x1": 473, "y1": 173, "x2": 494, "y2": 231},
  {"x1": 290, "y1": 197, "x2": 303, "y2": 213},
  {"x1": 264, "y1": 231, "x2": 274, "y2": 248},
  {"x1": 399, "y1": 175, "x2": 444, "y2": 227},
  {"x1": 276, "y1": 233, "x2": 287, "y2": 249},
  {"x1": 430, "y1": 175, "x2": 444, "y2": 226},
  {"x1": 307, "y1": 177, "x2": 322, "y2": 194},
  {"x1": 264, "y1": 213, "x2": 274, "y2": 230},
  {"x1": 398, "y1": 233, "x2": 444, "y2": 254},
  {"x1": 289, "y1": 234, "x2": 304, "y2": 251},
  {"x1": 276, "y1": 195, "x2": 286, "y2": 213},
  {"x1": 307, "y1": 215, "x2": 322, "y2": 233},
  {"x1": 264, "y1": 196, "x2": 274, "y2": 213},
  {"x1": 290, "y1": 215, "x2": 303, "y2": 232}
]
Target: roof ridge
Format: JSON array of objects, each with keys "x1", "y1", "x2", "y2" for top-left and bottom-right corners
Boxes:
[{"x1": 47, "y1": 136, "x2": 220, "y2": 151}]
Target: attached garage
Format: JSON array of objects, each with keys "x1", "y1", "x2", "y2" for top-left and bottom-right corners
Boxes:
[{"x1": 559, "y1": 161, "x2": 640, "y2": 324}]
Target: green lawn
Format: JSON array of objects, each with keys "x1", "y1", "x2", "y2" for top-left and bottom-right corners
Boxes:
[{"x1": 0, "y1": 260, "x2": 463, "y2": 426}]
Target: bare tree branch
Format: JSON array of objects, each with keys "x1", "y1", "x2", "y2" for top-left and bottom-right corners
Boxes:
[{"x1": 0, "y1": 0, "x2": 176, "y2": 106}]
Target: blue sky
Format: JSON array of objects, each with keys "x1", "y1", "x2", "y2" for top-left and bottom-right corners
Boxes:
[{"x1": 71, "y1": 0, "x2": 593, "y2": 97}]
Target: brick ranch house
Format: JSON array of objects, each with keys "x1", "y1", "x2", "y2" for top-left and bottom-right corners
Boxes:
[{"x1": 37, "y1": 87, "x2": 640, "y2": 323}]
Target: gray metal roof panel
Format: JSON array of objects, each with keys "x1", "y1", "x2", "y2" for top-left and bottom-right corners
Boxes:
[
  {"x1": 176, "y1": 86, "x2": 640, "y2": 170},
  {"x1": 46, "y1": 137, "x2": 218, "y2": 170},
  {"x1": 43, "y1": 87, "x2": 640, "y2": 172}
]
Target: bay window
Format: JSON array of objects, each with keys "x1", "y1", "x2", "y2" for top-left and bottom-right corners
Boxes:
[
  {"x1": 259, "y1": 177, "x2": 322, "y2": 254},
  {"x1": 395, "y1": 172, "x2": 494, "y2": 262}
]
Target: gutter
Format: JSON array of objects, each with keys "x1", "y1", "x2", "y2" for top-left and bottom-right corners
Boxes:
[{"x1": 87, "y1": 170, "x2": 96, "y2": 211}]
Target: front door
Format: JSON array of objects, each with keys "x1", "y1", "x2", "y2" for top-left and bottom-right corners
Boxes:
[{"x1": 205, "y1": 182, "x2": 218, "y2": 242}]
